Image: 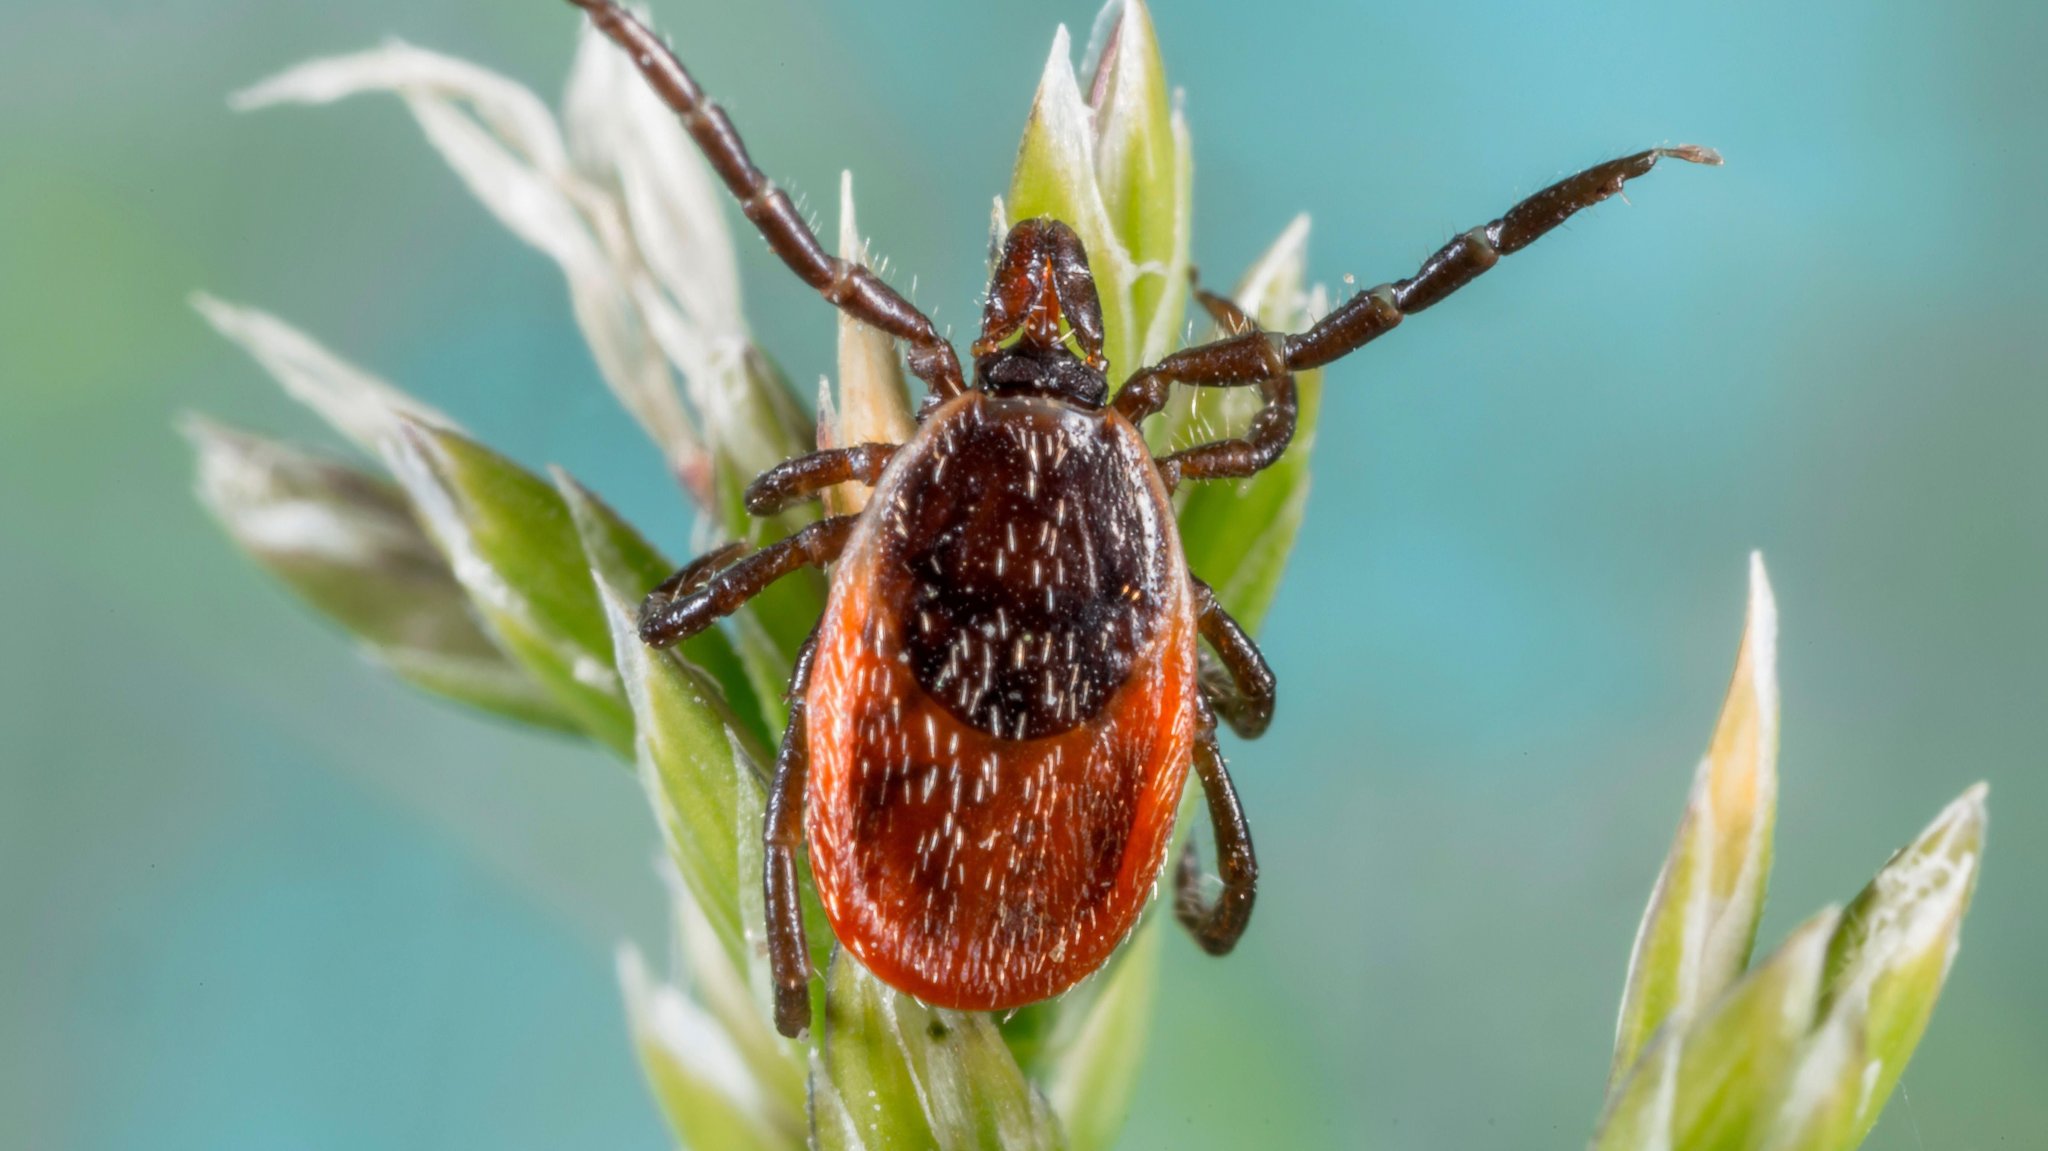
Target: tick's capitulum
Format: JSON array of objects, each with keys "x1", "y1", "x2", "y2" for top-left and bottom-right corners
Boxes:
[{"x1": 571, "y1": 0, "x2": 1718, "y2": 1037}]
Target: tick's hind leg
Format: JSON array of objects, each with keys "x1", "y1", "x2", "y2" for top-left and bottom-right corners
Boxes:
[
  {"x1": 764, "y1": 627, "x2": 823, "y2": 1038},
  {"x1": 638, "y1": 515, "x2": 858, "y2": 647},
  {"x1": 1174, "y1": 706, "x2": 1259, "y2": 955},
  {"x1": 1192, "y1": 577, "x2": 1276, "y2": 739},
  {"x1": 568, "y1": 0, "x2": 966, "y2": 400}
]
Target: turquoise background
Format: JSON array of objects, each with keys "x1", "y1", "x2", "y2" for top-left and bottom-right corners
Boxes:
[{"x1": 4, "y1": 1, "x2": 2044, "y2": 1147}]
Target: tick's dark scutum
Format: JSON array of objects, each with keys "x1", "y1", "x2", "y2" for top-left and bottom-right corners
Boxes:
[{"x1": 881, "y1": 396, "x2": 1172, "y2": 741}]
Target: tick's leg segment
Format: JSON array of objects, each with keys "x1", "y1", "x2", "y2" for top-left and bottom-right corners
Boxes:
[
  {"x1": 1147, "y1": 277, "x2": 1299, "y2": 489},
  {"x1": 764, "y1": 627, "x2": 822, "y2": 1038},
  {"x1": 1155, "y1": 370, "x2": 1298, "y2": 490},
  {"x1": 1191, "y1": 577, "x2": 1276, "y2": 739},
  {"x1": 1119, "y1": 146, "x2": 1720, "y2": 422},
  {"x1": 743, "y1": 443, "x2": 900, "y2": 515},
  {"x1": 1174, "y1": 708, "x2": 1259, "y2": 955},
  {"x1": 1189, "y1": 270, "x2": 1256, "y2": 335},
  {"x1": 568, "y1": 0, "x2": 966, "y2": 399},
  {"x1": 640, "y1": 541, "x2": 747, "y2": 619},
  {"x1": 637, "y1": 515, "x2": 858, "y2": 647}
]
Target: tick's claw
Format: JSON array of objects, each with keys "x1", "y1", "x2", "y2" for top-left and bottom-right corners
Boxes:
[{"x1": 774, "y1": 984, "x2": 811, "y2": 1039}]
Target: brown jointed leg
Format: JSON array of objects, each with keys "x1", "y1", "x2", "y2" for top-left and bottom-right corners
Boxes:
[
  {"x1": 1174, "y1": 706, "x2": 1259, "y2": 955},
  {"x1": 1117, "y1": 146, "x2": 1721, "y2": 425},
  {"x1": 567, "y1": 0, "x2": 966, "y2": 399},
  {"x1": 1189, "y1": 271, "x2": 1256, "y2": 335},
  {"x1": 1151, "y1": 276, "x2": 1299, "y2": 489},
  {"x1": 743, "y1": 443, "x2": 900, "y2": 515},
  {"x1": 764, "y1": 627, "x2": 822, "y2": 1038},
  {"x1": 641, "y1": 540, "x2": 746, "y2": 614},
  {"x1": 637, "y1": 515, "x2": 859, "y2": 647},
  {"x1": 1155, "y1": 371, "x2": 1297, "y2": 490},
  {"x1": 1190, "y1": 577, "x2": 1276, "y2": 740}
]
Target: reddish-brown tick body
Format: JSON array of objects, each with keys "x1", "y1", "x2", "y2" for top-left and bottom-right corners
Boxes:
[{"x1": 805, "y1": 391, "x2": 1197, "y2": 1010}]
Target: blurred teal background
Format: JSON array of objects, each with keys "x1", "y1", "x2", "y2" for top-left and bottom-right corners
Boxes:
[{"x1": 4, "y1": 0, "x2": 2044, "y2": 1147}]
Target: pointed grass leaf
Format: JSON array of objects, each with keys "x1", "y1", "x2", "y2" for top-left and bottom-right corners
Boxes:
[
  {"x1": 555, "y1": 469, "x2": 773, "y2": 752},
  {"x1": 656, "y1": 861, "x2": 809, "y2": 1126},
  {"x1": 1596, "y1": 909, "x2": 1835, "y2": 1151},
  {"x1": 1009, "y1": 24, "x2": 1133, "y2": 382},
  {"x1": 1083, "y1": 0, "x2": 1188, "y2": 372},
  {"x1": 591, "y1": 573, "x2": 770, "y2": 978},
  {"x1": 1612, "y1": 553, "x2": 1781, "y2": 1083},
  {"x1": 193, "y1": 294, "x2": 457, "y2": 457},
  {"x1": 1669, "y1": 909, "x2": 1837, "y2": 1151},
  {"x1": 814, "y1": 953, "x2": 1064, "y2": 1151},
  {"x1": 1758, "y1": 1011, "x2": 1866, "y2": 1151},
  {"x1": 184, "y1": 416, "x2": 575, "y2": 731},
  {"x1": 1008, "y1": 2, "x2": 1185, "y2": 389},
  {"x1": 384, "y1": 419, "x2": 636, "y2": 753},
  {"x1": 1818, "y1": 783, "x2": 1987, "y2": 1147},
  {"x1": 1169, "y1": 215, "x2": 1324, "y2": 630},
  {"x1": 1592, "y1": 1019, "x2": 1682, "y2": 1151},
  {"x1": 823, "y1": 170, "x2": 918, "y2": 518},
  {"x1": 619, "y1": 945, "x2": 800, "y2": 1151}
]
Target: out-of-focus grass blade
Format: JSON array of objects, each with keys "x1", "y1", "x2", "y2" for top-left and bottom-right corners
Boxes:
[
  {"x1": 184, "y1": 415, "x2": 575, "y2": 731},
  {"x1": 1170, "y1": 215, "x2": 1323, "y2": 631},
  {"x1": 1612, "y1": 554, "x2": 1781, "y2": 1083},
  {"x1": 1669, "y1": 909, "x2": 1837, "y2": 1151},
  {"x1": 1039, "y1": 915, "x2": 1161, "y2": 1151},
  {"x1": 814, "y1": 953, "x2": 1064, "y2": 1151},
  {"x1": 619, "y1": 945, "x2": 800, "y2": 1151},
  {"x1": 192, "y1": 294, "x2": 456, "y2": 457},
  {"x1": 1594, "y1": 909, "x2": 1835, "y2": 1151},
  {"x1": 1818, "y1": 783, "x2": 1987, "y2": 1147},
  {"x1": 656, "y1": 860, "x2": 808, "y2": 1127},
  {"x1": 1591, "y1": 1020, "x2": 1681, "y2": 1151},
  {"x1": 1759, "y1": 1012, "x2": 1865, "y2": 1151}
]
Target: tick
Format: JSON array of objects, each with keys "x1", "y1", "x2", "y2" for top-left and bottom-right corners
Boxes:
[{"x1": 571, "y1": 0, "x2": 1718, "y2": 1037}]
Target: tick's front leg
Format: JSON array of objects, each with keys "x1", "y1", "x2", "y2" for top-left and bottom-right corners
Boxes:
[
  {"x1": 743, "y1": 444, "x2": 900, "y2": 516},
  {"x1": 1117, "y1": 145, "x2": 1720, "y2": 422},
  {"x1": 637, "y1": 515, "x2": 858, "y2": 648}
]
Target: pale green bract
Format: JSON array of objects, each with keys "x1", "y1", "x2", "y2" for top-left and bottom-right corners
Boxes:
[
  {"x1": 1593, "y1": 557, "x2": 1987, "y2": 1151},
  {"x1": 187, "y1": 2, "x2": 1984, "y2": 1148}
]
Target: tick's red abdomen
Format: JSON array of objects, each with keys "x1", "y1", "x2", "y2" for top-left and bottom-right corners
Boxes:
[{"x1": 805, "y1": 392, "x2": 1196, "y2": 1010}]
